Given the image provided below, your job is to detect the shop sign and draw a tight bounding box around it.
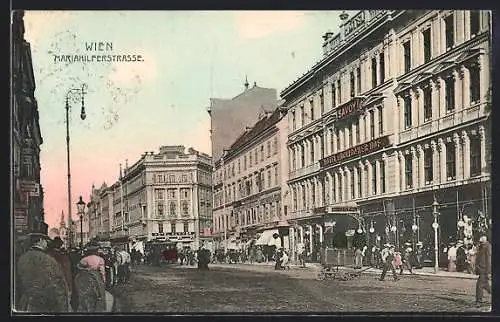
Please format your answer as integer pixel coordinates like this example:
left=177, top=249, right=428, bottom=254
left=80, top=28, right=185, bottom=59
left=336, top=97, right=364, bottom=121
left=344, top=11, right=366, bottom=38
left=15, top=210, right=28, bottom=231
left=320, top=135, right=390, bottom=168
left=20, top=181, right=40, bottom=197
left=326, top=205, right=359, bottom=213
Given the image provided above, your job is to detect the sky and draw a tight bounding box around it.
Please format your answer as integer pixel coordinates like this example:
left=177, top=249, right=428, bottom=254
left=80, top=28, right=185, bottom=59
left=23, top=10, right=349, bottom=229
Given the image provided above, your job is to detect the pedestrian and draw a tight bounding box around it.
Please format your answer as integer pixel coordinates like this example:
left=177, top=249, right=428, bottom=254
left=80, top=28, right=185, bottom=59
left=475, top=236, right=491, bottom=307
left=414, top=242, right=423, bottom=269
left=354, top=247, right=363, bottom=269
left=447, top=243, right=457, bottom=272
left=274, top=248, right=283, bottom=270
left=73, top=244, right=106, bottom=312
left=379, top=244, right=398, bottom=282
left=400, top=243, right=413, bottom=275
left=280, top=249, right=290, bottom=270
left=456, top=241, right=467, bottom=272
left=16, top=233, right=71, bottom=312
left=466, top=244, right=477, bottom=275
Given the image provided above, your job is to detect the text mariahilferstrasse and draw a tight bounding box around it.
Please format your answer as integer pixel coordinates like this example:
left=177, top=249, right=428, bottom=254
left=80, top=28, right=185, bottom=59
left=53, top=41, right=144, bottom=63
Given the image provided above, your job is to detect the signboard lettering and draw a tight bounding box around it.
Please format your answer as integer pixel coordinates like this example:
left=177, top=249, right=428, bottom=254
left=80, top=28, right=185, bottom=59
left=344, top=12, right=366, bottom=37
left=336, top=97, right=364, bottom=120
left=320, top=135, right=390, bottom=168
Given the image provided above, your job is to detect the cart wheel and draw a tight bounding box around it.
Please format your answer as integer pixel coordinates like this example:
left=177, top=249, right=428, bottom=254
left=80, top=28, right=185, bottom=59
left=316, top=271, right=326, bottom=281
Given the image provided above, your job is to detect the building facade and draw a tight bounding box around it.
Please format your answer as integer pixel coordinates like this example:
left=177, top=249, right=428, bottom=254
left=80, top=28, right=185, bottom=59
left=12, top=10, right=47, bottom=237
left=88, top=146, right=212, bottom=250
left=212, top=107, right=290, bottom=252
left=281, top=10, right=491, bottom=262
left=208, top=81, right=279, bottom=162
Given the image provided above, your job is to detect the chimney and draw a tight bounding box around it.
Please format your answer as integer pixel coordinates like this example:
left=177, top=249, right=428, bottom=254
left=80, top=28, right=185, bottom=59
left=119, top=163, right=123, bottom=180
left=253, top=81, right=257, bottom=87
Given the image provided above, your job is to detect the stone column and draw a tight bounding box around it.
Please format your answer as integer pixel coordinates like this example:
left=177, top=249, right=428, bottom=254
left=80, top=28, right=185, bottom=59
left=366, top=161, right=372, bottom=196
left=353, top=167, right=359, bottom=199
left=339, top=129, right=344, bottom=152
left=417, top=145, right=425, bottom=188
left=345, top=127, right=351, bottom=148
left=461, top=66, right=470, bottom=109
left=454, top=133, right=462, bottom=180
left=397, top=97, right=404, bottom=133
left=411, top=89, right=418, bottom=128
left=462, top=131, right=471, bottom=179
left=334, top=172, right=339, bottom=202
left=366, top=112, right=373, bottom=141
left=479, top=125, right=486, bottom=175
left=416, top=87, right=424, bottom=125
left=373, top=108, right=380, bottom=139
left=345, top=167, right=351, bottom=200
left=382, top=152, right=388, bottom=193
left=359, top=115, right=366, bottom=143
left=411, top=147, right=417, bottom=189
left=440, top=15, right=446, bottom=54
left=456, top=10, right=465, bottom=43
left=438, top=77, right=446, bottom=118
left=400, top=152, right=406, bottom=190
left=351, top=120, right=358, bottom=144
left=430, top=80, right=439, bottom=120
left=375, top=159, right=381, bottom=195
left=431, top=140, right=438, bottom=185
left=325, top=129, right=331, bottom=156
left=375, top=51, right=381, bottom=85
left=478, top=52, right=488, bottom=104
left=308, top=225, right=313, bottom=254
left=394, top=151, right=400, bottom=192
left=332, top=128, right=338, bottom=154
left=438, top=138, right=447, bottom=183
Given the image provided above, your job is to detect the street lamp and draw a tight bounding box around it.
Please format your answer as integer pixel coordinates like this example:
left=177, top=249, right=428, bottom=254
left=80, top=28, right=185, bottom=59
left=65, top=83, right=88, bottom=248
left=432, top=196, right=440, bottom=274
left=77, top=196, right=86, bottom=249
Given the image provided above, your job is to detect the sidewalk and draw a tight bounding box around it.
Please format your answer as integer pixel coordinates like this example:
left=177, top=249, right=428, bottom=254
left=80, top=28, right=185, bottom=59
left=213, top=261, right=478, bottom=280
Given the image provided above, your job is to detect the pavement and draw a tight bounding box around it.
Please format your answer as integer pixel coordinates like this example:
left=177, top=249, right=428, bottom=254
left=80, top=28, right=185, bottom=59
left=208, top=261, right=478, bottom=280
left=113, top=264, right=490, bottom=312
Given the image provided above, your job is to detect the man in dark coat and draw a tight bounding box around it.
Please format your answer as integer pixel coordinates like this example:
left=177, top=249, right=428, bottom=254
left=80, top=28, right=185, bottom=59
left=475, top=236, right=491, bottom=307
left=379, top=244, right=399, bottom=282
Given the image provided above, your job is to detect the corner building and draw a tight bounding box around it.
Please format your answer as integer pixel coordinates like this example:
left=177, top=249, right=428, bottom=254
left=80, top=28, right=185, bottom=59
left=89, top=146, right=212, bottom=250
left=281, top=10, right=491, bottom=262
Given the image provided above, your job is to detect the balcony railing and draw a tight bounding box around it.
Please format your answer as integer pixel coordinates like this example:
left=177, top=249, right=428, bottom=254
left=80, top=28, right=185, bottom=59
left=289, top=162, right=320, bottom=181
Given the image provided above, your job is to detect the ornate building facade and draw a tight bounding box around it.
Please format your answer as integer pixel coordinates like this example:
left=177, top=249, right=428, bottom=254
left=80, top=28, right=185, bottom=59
left=212, top=107, right=289, bottom=251
left=88, top=146, right=212, bottom=250
left=281, top=10, right=491, bottom=262
left=12, top=10, right=47, bottom=238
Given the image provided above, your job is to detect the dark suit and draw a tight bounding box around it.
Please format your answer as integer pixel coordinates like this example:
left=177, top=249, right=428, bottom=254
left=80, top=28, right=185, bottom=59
left=475, top=242, right=491, bottom=304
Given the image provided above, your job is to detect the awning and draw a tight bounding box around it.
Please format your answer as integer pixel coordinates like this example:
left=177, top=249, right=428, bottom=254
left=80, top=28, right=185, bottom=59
left=255, top=229, right=279, bottom=246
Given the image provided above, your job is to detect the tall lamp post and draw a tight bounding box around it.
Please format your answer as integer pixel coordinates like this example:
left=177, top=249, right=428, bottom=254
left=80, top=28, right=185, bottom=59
left=77, top=196, right=86, bottom=249
left=66, top=84, right=88, bottom=248
left=432, top=196, right=440, bottom=274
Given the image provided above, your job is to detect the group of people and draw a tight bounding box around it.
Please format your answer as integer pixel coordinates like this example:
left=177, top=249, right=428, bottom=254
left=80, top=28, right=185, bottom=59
left=15, top=233, right=132, bottom=312
left=445, top=240, right=478, bottom=274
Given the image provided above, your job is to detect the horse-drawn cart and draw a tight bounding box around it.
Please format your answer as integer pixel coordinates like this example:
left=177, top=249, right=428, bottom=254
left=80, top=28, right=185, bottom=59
left=316, top=248, right=371, bottom=281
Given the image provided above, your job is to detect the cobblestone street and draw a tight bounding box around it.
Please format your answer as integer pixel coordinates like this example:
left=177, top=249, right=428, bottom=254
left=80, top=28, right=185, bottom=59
left=112, top=264, right=490, bottom=313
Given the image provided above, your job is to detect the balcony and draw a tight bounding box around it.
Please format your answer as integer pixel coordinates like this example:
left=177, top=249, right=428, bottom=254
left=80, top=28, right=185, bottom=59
left=289, top=162, right=320, bottom=181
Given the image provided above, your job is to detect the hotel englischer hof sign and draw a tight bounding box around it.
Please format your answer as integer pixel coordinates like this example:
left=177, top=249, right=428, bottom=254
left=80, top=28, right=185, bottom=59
left=320, top=135, right=391, bottom=168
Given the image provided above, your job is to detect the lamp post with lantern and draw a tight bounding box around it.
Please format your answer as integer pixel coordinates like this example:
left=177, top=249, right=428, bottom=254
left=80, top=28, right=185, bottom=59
left=77, top=196, right=86, bottom=249
left=432, top=196, right=440, bottom=274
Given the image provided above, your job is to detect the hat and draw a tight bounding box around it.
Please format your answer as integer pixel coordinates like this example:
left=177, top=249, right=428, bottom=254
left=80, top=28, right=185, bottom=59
left=51, top=236, right=64, bottom=248
left=479, top=236, right=488, bottom=243
left=416, top=242, right=423, bottom=247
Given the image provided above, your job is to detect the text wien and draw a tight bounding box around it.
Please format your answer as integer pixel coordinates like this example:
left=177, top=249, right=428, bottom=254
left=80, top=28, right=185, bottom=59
left=85, top=42, right=113, bottom=51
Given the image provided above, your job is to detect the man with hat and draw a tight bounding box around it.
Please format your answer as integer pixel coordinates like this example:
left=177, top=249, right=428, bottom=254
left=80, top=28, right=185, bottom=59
left=379, top=244, right=398, bottom=281
left=475, top=236, right=491, bottom=307
left=400, top=242, right=413, bottom=275
left=16, top=233, right=71, bottom=312
left=414, top=242, right=423, bottom=269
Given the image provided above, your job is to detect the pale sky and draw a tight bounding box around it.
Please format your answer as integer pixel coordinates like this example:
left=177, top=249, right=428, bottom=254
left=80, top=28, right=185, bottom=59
left=23, top=10, right=349, bottom=229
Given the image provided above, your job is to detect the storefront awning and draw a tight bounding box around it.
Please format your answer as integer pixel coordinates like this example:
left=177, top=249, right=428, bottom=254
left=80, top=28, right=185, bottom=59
left=255, top=229, right=279, bottom=246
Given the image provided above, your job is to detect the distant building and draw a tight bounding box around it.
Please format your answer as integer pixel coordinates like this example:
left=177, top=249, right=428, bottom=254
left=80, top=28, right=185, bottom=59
left=88, top=146, right=212, bottom=250
left=207, top=80, right=279, bottom=162
left=12, top=10, right=47, bottom=237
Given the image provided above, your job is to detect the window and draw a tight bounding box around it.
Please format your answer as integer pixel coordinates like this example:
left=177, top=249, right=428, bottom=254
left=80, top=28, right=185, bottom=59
left=183, top=222, right=189, bottom=233
left=378, top=107, right=383, bottom=135
left=404, top=96, right=412, bottom=129
left=423, top=86, right=432, bottom=121
left=445, top=14, right=455, bottom=49
left=267, top=141, right=271, bottom=158
left=155, top=189, right=164, bottom=200
left=331, top=83, right=336, bottom=108
left=171, top=223, right=176, bottom=233
left=300, top=106, right=305, bottom=126
left=267, top=170, right=271, bottom=189
left=446, top=142, right=456, bottom=180
left=310, top=100, right=314, bottom=121
left=336, top=130, right=341, bottom=151
left=292, top=149, right=296, bottom=170
left=423, top=28, right=431, bottom=63
left=371, top=57, right=378, bottom=88
left=357, top=167, right=362, bottom=197
left=337, top=80, right=342, bottom=105
left=356, top=67, right=362, bottom=94
left=445, top=77, right=455, bottom=112
left=380, top=160, right=386, bottom=193
left=370, top=110, right=375, bottom=139
left=182, top=201, right=189, bottom=215
left=169, top=202, right=176, bottom=216
left=320, top=93, right=324, bottom=114
left=182, top=189, right=189, bottom=199
left=169, top=174, right=175, bottom=183
left=249, top=152, right=252, bottom=166
left=310, top=141, right=314, bottom=163
left=158, top=223, right=163, bottom=234
left=168, top=189, right=176, bottom=199
left=238, top=160, right=241, bottom=173
left=350, top=170, right=355, bottom=199
left=243, top=155, right=247, bottom=170
left=182, top=174, right=188, bottom=182
left=293, top=189, right=297, bottom=210
left=260, top=145, right=264, bottom=161
left=292, top=111, right=296, bottom=131
left=157, top=203, right=164, bottom=217
left=379, top=53, right=385, bottom=83
left=350, top=71, right=355, bottom=98
left=338, top=175, right=343, bottom=202
left=423, top=149, right=433, bottom=183
left=301, top=185, right=306, bottom=209
left=348, top=126, right=353, bottom=147
left=403, top=41, right=411, bottom=73
left=405, top=155, right=413, bottom=188
left=300, top=145, right=305, bottom=167
left=470, top=11, right=480, bottom=36
left=470, top=135, right=481, bottom=176
left=274, top=167, right=279, bottom=186
left=311, top=182, right=316, bottom=206
left=273, top=137, right=278, bottom=155
left=470, top=64, right=481, bottom=103
left=355, top=120, right=360, bottom=144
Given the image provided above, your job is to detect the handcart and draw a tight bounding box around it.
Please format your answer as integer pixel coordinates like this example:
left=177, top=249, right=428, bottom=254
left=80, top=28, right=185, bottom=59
left=315, top=248, right=372, bottom=281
